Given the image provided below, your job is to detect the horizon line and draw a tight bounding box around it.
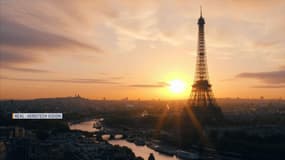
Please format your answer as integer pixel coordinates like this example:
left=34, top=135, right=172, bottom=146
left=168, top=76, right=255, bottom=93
left=0, top=96, right=283, bottom=101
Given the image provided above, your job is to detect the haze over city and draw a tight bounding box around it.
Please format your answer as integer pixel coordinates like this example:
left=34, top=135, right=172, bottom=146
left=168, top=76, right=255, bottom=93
left=1, top=0, right=284, bottom=100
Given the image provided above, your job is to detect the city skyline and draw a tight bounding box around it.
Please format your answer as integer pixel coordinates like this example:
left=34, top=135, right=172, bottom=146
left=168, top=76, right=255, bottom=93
left=0, top=0, right=285, bottom=100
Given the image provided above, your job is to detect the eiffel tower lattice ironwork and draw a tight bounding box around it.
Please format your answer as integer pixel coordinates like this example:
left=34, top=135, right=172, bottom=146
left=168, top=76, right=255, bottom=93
left=189, top=7, right=218, bottom=108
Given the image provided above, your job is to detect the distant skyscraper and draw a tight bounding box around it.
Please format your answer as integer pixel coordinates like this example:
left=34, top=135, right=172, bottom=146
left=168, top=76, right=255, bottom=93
left=188, top=7, right=223, bottom=122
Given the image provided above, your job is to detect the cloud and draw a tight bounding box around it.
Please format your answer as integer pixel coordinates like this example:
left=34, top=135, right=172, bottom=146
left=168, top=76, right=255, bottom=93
left=253, top=40, right=283, bottom=48
left=0, top=19, right=102, bottom=51
left=0, top=50, right=40, bottom=64
left=109, top=76, right=124, bottom=80
left=105, top=1, right=192, bottom=48
left=128, top=82, right=169, bottom=88
left=252, top=85, right=285, bottom=88
left=0, top=75, right=168, bottom=88
left=0, top=49, right=50, bottom=74
left=280, top=65, right=285, bottom=70
left=1, top=66, right=50, bottom=73
left=0, top=74, right=170, bottom=88
left=236, top=68, right=285, bottom=84
left=0, top=17, right=104, bottom=71
left=228, top=0, right=284, bottom=9
left=0, top=76, right=120, bottom=84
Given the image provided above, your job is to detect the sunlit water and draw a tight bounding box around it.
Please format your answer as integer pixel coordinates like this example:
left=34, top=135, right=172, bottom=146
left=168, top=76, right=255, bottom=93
left=110, top=140, right=180, bottom=160
left=69, top=120, right=180, bottom=160
left=69, top=120, right=99, bottom=132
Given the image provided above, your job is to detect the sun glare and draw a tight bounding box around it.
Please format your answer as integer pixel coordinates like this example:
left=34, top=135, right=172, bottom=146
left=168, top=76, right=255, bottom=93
left=169, top=80, right=187, bottom=94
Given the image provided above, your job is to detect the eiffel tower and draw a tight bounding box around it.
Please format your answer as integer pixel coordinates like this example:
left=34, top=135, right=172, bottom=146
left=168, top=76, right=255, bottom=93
left=188, top=7, right=223, bottom=123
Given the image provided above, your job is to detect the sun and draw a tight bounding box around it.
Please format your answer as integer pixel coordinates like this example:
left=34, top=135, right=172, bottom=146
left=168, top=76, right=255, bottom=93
left=169, top=80, right=187, bottom=94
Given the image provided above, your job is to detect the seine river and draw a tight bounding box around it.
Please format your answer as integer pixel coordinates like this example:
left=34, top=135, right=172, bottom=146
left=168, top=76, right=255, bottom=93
left=69, top=119, right=181, bottom=160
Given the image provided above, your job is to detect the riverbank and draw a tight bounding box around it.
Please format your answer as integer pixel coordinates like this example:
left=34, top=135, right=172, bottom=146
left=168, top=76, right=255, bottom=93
left=69, top=119, right=183, bottom=160
left=70, top=119, right=231, bottom=160
left=68, top=115, right=248, bottom=160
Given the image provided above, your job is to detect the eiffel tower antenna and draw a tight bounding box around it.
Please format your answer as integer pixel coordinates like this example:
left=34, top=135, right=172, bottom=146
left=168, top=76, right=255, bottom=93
left=200, top=6, right=202, bottom=17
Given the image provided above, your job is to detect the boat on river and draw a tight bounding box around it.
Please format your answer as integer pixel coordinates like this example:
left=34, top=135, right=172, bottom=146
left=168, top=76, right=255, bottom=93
left=156, top=146, right=175, bottom=156
left=146, top=142, right=159, bottom=150
left=93, top=121, right=102, bottom=129
left=146, top=142, right=175, bottom=156
left=175, top=150, right=199, bottom=160
left=126, top=137, right=135, bottom=143
left=134, top=139, right=145, bottom=146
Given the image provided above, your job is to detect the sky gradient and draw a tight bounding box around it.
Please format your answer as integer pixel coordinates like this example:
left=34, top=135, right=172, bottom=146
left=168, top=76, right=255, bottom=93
left=0, top=0, right=284, bottom=100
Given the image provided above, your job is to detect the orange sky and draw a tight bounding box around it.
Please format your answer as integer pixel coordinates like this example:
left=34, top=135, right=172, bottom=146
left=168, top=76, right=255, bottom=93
left=0, top=0, right=285, bottom=100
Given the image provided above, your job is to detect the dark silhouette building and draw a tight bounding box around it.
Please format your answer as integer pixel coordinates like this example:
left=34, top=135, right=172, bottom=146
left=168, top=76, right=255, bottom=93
left=188, top=7, right=223, bottom=124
